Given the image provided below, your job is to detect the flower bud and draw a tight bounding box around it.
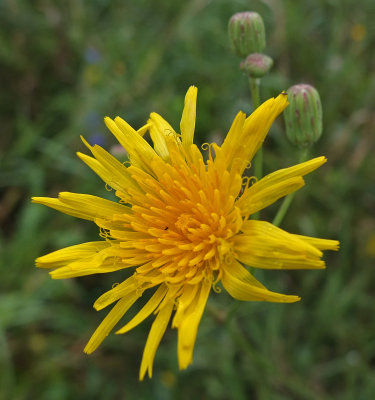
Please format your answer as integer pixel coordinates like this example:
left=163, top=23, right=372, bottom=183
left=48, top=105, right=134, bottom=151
left=240, top=53, right=273, bottom=78
left=228, top=12, right=266, bottom=58
left=284, top=84, right=323, bottom=147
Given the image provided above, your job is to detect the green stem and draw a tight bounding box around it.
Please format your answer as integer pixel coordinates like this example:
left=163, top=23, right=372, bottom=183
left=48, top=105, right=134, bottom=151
left=249, top=76, right=261, bottom=109
left=272, top=148, right=309, bottom=227
left=249, top=77, right=262, bottom=220
left=272, top=191, right=296, bottom=227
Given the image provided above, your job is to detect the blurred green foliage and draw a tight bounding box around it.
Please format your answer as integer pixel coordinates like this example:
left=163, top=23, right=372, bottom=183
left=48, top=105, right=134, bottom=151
left=1, top=0, right=375, bottom=399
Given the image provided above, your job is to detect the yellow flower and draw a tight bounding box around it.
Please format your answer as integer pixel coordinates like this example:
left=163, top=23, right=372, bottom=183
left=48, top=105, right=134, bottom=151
left=33, top=87, right=339, bottom=380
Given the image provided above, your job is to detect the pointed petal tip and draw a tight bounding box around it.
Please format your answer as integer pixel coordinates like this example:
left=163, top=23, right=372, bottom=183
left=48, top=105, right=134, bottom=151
left=139, top=366, right=151, bottom=381
left=104, top=116, right=114, bottom=129
left=103, top=116, right=112, bottom=126
left=93, top=302, right=104, bottom=311
left=79, top=135, right=92, bottom=150
left=185, top=85, right=198, bottom=102
left=313, top=155, right=327, bottom=164
left=279, top=90, right=289, bottom=102
left=104, top=116, right=119, bottom=130
left=83, top=345, right=93, bottom=355
left=275, top=92, right=289, bottom=108
left=35, top=257, right=45, bottom=267
left=287, top=295, right=301, bottom=303
left=31, top=196, right=46, bottom=204
left=49, top=270, right=64, bottom=279
left=187, top=85, right=198, bottom=92
left=178, top=355, right=193, bottom=370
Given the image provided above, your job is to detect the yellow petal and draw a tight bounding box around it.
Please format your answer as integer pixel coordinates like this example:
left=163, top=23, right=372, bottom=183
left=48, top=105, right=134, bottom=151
left=224, top=258, right=266, bottom=289
left=78, top=137, right=140, bottom=195
left=104, top=116, right=157, bottom=174
left=84, top=294, right=139, bottom=354
left=238, top=176, right=305, bottom=216
left=219, top=111, right=246, bottom=169
left=242, top=93, right=289, bottom=164
left=180, top=86, right=197, bottom=151
left=251, top=157, right=326, bottom=191
left=49, top=245, right=129, bottom=279
left=36, top=241, right=110, bottom=269
left=116, top=284, right=168, bottom=334
left=221, top=259, right=300, bottom=303
left=293, top=235, right=340, bottom=251
left=177, top=279, right=211, bottom=369
left=172, top=284, right=200, bottom=329
left=220, top=94, right=288, bottom=174
left=32, top=192, right=130, bottom=221
left=236, top=220, right=326, bottom=270
left=93, top=275, right=138, bottom=311
left=148, top=112, right=177, bottom=160
left=137, top=123, right=150, bottom=137
left=237, top=157, right=327, bottom=216
left=50, top=263, right=126, bottom=279
left=139, top=299, right=174, bottom=380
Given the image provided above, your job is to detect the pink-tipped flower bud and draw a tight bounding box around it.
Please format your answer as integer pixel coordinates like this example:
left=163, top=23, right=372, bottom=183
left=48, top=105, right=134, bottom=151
left=240, top=53, right=273, bottom=78
left=284, top=84, right=323, bottom=147
left=228, top=12, right=266, bottom=58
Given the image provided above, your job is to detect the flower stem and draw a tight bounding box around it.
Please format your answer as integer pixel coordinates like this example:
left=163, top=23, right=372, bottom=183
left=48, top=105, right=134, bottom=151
left=272, top=148, right=309, bottom=227
left=249, top=76, right=262, bottom=220
left=249, top=78, right=262, bottom=177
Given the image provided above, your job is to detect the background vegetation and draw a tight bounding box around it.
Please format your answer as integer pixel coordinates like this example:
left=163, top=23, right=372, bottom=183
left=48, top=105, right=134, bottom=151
left=1, top=0, right=375, bottom=399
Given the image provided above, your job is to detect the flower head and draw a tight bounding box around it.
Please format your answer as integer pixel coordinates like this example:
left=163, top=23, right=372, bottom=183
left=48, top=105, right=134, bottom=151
left=228, top=12, right=266, bottom=58
left=284, top=83, right=323, bottom=147
left=33, top=87, right=339, bottom=380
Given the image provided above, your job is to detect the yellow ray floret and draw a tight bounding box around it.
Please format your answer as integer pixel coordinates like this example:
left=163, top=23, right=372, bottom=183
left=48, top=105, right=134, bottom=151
left=33, top=86, right=339, bottom=380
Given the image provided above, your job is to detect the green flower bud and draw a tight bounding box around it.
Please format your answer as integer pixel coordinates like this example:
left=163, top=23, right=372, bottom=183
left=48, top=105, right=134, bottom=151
left=284, top=84, right=323, bottom=147
left=228, top=12, right=266, bottom=58
left=240, top=53, right=273, bottom=78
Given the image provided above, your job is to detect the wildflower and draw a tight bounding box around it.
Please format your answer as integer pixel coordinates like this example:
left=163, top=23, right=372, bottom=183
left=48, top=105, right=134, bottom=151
left=33, top=87, right=339, bottom=380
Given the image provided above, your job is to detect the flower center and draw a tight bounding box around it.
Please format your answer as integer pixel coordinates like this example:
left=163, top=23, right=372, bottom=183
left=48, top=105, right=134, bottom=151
left=175, top=214, right=200, bottom=236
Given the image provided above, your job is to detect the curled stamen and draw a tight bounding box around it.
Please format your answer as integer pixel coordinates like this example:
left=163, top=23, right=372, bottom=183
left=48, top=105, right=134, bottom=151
left=241, top=176, right=251, bottom=190
left=105, top=183, right=113, bottom=191
left=202, top=269, right=214, bottom=285
left=241, top=176, right=257, bottom=195
left=212, top=281, right=222, bottom=293
left=244, top=161, right=252, bottom=170
left=224, top=253, right=234, bottom=265
left=164, top=128, right=181, bottom=140
left=99, top=228, right=111, bottom=239
left=201, top=142, right=215, bottom=162
left=212, top=271, right=222, bottom=293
